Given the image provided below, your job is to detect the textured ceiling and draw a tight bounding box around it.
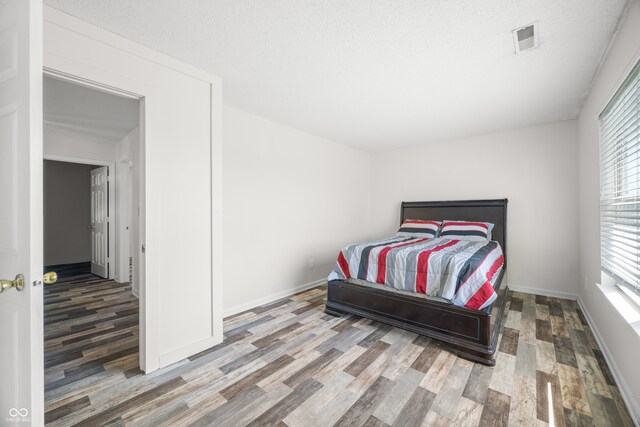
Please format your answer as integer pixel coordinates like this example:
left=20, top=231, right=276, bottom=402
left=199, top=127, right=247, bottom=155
left=44, top=0, right=629, bottom=152
left=44, top=76, right=139, bottom=144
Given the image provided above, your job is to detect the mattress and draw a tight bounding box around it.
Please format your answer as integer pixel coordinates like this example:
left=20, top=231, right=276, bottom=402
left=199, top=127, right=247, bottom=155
left=328, top=235, right=504, bottom=310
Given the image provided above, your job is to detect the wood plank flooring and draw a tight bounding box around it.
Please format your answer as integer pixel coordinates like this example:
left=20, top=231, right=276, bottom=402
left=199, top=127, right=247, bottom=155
left=44, top=267, right=635, bottom=426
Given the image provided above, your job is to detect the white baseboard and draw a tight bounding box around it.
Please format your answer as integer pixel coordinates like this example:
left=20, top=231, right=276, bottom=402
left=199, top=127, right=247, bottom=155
left=507, top=284, right=578, bottom=301
left=131, top=287, right=139, bottom=299
left=577, top=298, right=640, bottom=426
left=223, top=279, right=325, bottom=318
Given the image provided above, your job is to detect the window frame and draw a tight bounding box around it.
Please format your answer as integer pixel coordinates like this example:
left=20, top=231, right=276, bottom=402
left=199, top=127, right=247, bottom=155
left=599, top=58, right=640, bottom=301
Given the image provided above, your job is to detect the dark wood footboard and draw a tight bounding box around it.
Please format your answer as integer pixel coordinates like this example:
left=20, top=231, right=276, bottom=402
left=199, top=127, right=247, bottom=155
left=325, top=269, right=507, bottom=366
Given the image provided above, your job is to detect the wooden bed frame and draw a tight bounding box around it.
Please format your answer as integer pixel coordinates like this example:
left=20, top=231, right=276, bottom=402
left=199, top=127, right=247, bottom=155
left=325, top=199, right=509, bottom=366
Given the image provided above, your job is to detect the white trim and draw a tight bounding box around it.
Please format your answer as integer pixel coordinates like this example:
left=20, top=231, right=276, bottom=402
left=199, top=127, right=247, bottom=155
left=45, top=67, right=142, bottom=100
left=223, top=279, right=325, bottom=319
left=617, top=284, right=640, bottom=309
left=44, top=153, right=113, bottom=167
left=209, top=82, right=224, bottom=348
left=43, top=155, right=117, bottom=282
left=115, top=156, right=132, bottom=285
left=577, top=297, right=640, bottom=426
left=132, top=287, right=139, bottom=299
left=507, top=284, right=578, bottom=301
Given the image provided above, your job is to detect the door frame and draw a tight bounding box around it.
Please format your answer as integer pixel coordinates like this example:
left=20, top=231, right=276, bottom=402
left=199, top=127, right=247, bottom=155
left=117, top=156, right=133, bottom=290
left=43, top=66, right=150, bottom=371
left=43, top=155, right=117, bottom=280
left=44, top=5, right=224, bottom=374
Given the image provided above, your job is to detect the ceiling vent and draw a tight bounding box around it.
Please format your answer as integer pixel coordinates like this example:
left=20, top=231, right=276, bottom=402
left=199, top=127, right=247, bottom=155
left=512, top=22, right=539, bottom=54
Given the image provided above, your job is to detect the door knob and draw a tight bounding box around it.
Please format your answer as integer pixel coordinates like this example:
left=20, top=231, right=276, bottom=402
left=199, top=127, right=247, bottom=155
left=43, top=272, right=58, bottom=284
left=0, top=274, right=25, bottom=293
left=33, top=272, right=58, bottom=287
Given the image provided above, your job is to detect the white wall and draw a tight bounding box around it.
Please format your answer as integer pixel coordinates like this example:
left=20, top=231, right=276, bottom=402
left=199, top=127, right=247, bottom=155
left=370, top=120, right=579, bottom=297
left=578, top=0, right=640, bottom=419
left=222, top=105, right=371, bottom=313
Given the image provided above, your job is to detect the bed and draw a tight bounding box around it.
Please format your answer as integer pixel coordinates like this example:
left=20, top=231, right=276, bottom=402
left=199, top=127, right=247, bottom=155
left=325, top=199, right=508, bottom=366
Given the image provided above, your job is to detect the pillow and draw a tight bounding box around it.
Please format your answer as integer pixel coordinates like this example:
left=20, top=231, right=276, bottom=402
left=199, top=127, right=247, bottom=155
left=440, top=220, right=494, bottom=241
left=396, top=219, right=441, bottom=238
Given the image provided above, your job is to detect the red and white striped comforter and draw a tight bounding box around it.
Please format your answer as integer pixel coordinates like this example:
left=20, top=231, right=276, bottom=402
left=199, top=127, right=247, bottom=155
left=328, top=236, right=504, bottom=310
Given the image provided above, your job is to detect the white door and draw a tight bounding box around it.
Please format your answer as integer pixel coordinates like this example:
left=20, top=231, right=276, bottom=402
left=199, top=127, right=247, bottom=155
left=0, top=0, right=43, bottom=425
left=91, top=166, right=109, bottom=278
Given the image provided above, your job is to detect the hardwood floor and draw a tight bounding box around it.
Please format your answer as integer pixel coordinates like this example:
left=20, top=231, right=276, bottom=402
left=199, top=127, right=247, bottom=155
left=44, top=263, right=140, bottom=425
left=44, top=267, right=635, bottom=426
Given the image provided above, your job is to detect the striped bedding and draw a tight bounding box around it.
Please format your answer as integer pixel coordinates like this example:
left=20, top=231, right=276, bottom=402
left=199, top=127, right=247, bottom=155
left=328, top=236, right=504, bottom=310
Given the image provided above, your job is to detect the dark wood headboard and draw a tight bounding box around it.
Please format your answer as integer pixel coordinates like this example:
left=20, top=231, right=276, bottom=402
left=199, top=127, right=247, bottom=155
left=401, top=199, right=508, bottom=267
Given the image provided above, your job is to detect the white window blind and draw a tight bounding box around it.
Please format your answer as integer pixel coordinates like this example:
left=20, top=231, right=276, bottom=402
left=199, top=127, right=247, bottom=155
left=600, top=59, right=640, bottom=297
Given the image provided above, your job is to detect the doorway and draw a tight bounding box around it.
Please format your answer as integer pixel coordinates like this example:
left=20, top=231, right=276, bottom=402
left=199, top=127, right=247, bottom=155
left=43, top=160, right=115, bottom=279
left=42, top=74, right=144, bottom=408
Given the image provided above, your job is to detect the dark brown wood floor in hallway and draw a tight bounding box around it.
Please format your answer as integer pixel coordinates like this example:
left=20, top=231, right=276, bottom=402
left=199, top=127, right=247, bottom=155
left=44, top=266, right=635, bottom=426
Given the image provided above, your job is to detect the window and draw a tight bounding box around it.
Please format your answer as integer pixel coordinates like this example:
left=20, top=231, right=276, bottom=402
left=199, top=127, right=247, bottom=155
left=600, top=59, right=640, bottom=298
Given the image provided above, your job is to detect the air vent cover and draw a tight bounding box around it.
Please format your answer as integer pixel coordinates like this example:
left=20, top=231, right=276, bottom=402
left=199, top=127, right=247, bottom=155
left=513, top=22, right=539, bottom=54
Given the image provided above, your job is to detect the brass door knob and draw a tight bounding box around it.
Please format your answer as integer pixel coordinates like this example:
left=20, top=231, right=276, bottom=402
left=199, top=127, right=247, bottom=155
left=32, top=272, right=58, bottom=287
left=0, top=274, right=25, bottom=293
left=43, top=272, right=58, bottom=285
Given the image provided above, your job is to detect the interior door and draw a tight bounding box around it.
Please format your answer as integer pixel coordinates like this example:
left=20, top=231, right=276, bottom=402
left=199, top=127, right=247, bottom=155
left=0, top=0, right=43, bottom=425
left=91, top=166, right=109, bottom=278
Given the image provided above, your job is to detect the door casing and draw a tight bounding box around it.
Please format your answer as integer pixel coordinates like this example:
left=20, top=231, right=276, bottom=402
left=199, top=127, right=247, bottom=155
left=43, top=67, right=152, bottom=371
left=44, top=5, right=224, bottom=374
left=43, top=155, right=117, bottom=280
